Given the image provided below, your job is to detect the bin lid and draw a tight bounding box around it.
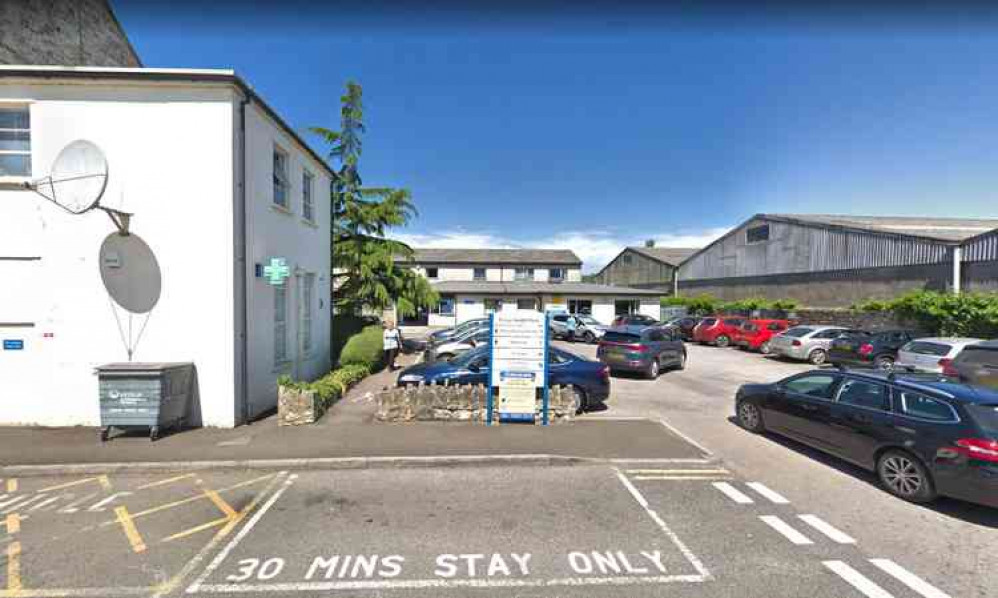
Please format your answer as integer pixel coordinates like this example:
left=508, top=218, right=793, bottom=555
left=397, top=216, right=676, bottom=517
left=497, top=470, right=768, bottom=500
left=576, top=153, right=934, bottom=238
left=95, top=362, right=194, bottom=375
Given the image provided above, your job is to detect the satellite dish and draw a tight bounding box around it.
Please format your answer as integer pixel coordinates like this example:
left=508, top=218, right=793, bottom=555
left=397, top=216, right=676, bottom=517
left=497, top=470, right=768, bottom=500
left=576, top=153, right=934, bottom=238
left=98, top=232, right=161, bottom=314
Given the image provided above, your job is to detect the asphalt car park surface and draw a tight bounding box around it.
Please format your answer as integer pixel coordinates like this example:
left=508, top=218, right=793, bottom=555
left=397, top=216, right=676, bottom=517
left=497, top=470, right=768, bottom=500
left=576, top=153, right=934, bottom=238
left=561, top=339, right=997, bottom=598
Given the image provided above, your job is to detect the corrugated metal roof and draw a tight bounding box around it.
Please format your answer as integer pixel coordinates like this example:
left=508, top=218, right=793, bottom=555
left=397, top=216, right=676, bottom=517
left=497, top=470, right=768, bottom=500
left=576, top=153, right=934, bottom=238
left=626, top=246, right=700, bottom=266
left=403, top=248, right=582, bottom=265
left=429, top=281, right=662, bottom=296
left=766, top=214, right=998, bottom=243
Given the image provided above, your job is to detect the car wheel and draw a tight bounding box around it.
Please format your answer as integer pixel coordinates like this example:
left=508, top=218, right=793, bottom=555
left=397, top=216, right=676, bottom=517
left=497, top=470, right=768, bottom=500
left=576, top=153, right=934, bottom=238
left=569, top=385, right=586, bottom=414
left=583, top=331, right=596, bottom=344
left=646, top=359, right=660, bottom=379
left=737, top=400, right=765, bottom=433
left=675, top=352, right=687, bottom=371
left=808, top=349, right=828, bottom=366
left=759, top=341, right=772, bottom=355
left=874, top=355, right=895, bottom=372
left=715, top=335, right=730, bottom=348
left=877, top=450, right=936, bottom=504
left=566, top=331, right=575, bottom=342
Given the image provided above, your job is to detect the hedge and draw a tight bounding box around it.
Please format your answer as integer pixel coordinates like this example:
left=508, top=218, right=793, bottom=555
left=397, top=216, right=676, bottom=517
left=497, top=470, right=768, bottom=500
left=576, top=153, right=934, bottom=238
left=339, top=324, right=385, bottom=369
left=853, top=290, right=998, bottom=338
left=277, top=363, right=371, bottom=407
left=331, top=314, right=379, bottom=365
left=661, top=294, right=799, bottom=316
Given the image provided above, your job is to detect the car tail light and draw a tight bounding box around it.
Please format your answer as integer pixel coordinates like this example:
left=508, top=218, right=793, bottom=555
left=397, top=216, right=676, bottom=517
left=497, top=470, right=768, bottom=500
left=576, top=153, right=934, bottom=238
left=954, top=438, right=998, bottom=463
left=792, top=340, right=802, bottom=347
left=599, top=365, right=610, bottom=382
left=941, top=359, right=959, bottom=377
left=858, top=343, right=874, bottom=356
left=627, top=344, right=648, bottom=353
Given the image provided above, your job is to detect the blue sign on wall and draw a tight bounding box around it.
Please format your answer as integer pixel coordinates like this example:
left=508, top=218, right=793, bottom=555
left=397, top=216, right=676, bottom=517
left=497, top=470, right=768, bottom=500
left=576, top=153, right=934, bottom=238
left=3, top=339, right=24, bottom=351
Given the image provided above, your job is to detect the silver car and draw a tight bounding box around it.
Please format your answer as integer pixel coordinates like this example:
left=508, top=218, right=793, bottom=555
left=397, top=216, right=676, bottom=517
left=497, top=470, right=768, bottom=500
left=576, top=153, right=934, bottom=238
left=896, top=337, right=983, bottom=373
left=770, top=325, right=854, bottom=365
left=423, top=327, right=491, bottom=362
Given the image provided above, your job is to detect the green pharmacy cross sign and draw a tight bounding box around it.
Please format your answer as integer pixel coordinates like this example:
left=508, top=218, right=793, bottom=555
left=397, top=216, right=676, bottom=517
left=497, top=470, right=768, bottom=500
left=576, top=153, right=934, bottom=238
left=263, top=257, right=291, bottom=286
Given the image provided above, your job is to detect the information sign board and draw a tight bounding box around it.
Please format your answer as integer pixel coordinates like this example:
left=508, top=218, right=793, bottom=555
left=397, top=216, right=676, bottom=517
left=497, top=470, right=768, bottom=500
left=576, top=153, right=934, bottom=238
left=488, top=310, right=549, bottom=425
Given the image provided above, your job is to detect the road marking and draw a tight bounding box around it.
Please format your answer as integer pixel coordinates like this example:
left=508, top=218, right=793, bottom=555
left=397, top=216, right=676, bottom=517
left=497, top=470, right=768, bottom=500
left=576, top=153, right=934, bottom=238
left=4, top=480, right=15, bottom=493
left=633, top=476, right=733, bottom=481
left=114, top=506, right=147, bottom=553
left=0, top=587, right=152, bottom=597
left=759, top=515, right=813, bottom=545
left=137, top=473, right=196, bottom=490
left=4, top=515, right=19, bottom=534
left=823, top=561, right=894, bottom=598
left=711, top=482, right=754, bottom=504
left=186, top=474, right=296, bottom=593
left=39, top=475, right=111, bottom=493
left=103, top=474, right=274, bottom=527
left=206, top=490, right=238, bottom=519
left=746, top=482, right=790, bottom=504
left=6, top=541, right=21, bottom=591
left=798, top=514, right=855, bottom=544
left=626, top=469, right=729, bottom=475
left=162, top=517, right=230, bottom=543
left=656, top=419, right=713, bottom=456
left=26, top=495, right=60, bottom=512
left=613, top=470, right=710, bottom=580
left=870, top=559, right=952, bottom=598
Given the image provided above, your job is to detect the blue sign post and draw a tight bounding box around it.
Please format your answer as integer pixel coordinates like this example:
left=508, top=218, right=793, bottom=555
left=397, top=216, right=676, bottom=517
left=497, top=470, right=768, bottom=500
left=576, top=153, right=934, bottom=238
left=3, top=339, right=24, bottom=351
left=486, top=313, right=494, bottom=425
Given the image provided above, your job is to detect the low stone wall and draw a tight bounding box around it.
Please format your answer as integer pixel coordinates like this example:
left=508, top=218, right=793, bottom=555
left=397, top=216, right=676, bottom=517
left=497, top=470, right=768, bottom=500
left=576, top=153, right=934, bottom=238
left=278, top=387, right=323, bottom=426
left=376, top=384, right=578, bottom=424
left=790, top=308, right=926, bottom=332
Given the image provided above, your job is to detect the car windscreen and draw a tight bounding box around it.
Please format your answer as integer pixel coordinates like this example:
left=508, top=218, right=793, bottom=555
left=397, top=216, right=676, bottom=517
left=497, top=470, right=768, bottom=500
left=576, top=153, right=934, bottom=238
left=966, top=404, right=998, bottom=435
left=578, top=316, right=600, bottom=325
left=700, top=318, right=716, bottom=326
left=954, top=346, right=998, bottom=367
left=903, top=341, right=951, bottom=357
left=450, top=346, right=488, bottom=367
left=783, top=327, right=814, bottom=338
left=723, top=319, right=742, bottom=326
left=603, top=331, right=641, bottom=344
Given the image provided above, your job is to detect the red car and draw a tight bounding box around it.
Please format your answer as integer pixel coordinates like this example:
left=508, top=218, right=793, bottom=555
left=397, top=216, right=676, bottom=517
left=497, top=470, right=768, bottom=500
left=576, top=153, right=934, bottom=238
left=692, top=316, right=746, bottom=347
left=733, top=319, right=793, bottom=354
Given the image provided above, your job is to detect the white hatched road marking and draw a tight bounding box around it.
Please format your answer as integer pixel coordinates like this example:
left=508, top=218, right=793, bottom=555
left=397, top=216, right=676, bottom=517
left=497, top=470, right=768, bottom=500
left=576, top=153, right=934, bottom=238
left=823, top=561, right=894, bottom=598
left=759, top=515, right=813, bottom=545
left=746, top=482, right=790, bottom=504
left=711, top=482, right=753, bottom=504
left=870, top=559, right=952, bottom=598
left=798, top=514, right=856, bottom=544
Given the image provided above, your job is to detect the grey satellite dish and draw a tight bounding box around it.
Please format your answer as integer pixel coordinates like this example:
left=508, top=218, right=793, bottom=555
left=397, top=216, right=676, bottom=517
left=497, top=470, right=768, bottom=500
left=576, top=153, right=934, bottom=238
left=98, top=232, right=161, bottom=314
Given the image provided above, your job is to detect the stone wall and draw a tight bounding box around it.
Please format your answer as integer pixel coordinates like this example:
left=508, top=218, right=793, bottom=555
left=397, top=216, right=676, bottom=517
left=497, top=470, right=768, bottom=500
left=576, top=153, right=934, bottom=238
left=376, top=384, right=577, bottom=424
left=0, top=0, right=141, bottom=67
left=790, top=309, right=926, bottom=333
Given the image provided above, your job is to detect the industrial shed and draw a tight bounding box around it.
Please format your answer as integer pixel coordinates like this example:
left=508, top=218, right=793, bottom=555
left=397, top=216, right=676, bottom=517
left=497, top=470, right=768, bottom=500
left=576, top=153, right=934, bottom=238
left=676, top=214, right=998, bottom=307
left=593, top=245, right=699, bottom=291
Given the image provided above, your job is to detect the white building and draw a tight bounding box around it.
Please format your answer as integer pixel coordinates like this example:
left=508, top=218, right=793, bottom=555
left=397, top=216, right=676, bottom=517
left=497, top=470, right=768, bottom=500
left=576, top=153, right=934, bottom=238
left=396, top=248, right=663, bottom=327
left=0, top=66, right=333, bottom=427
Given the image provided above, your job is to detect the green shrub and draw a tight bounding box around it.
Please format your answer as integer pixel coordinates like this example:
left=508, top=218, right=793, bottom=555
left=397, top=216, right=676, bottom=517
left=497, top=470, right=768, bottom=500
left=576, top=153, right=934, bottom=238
left=771, top=298, right=799, bottom=310
left=278, top=364, right=372, bottom=408
left=339, top=324, right=385, bottom=369
left=331, top=314, right=378, bottom=365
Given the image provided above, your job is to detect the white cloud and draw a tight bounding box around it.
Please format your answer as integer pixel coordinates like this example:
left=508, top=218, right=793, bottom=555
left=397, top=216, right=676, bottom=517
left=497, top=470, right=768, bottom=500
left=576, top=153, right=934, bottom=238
left=392, top=226, right=732, bottom=273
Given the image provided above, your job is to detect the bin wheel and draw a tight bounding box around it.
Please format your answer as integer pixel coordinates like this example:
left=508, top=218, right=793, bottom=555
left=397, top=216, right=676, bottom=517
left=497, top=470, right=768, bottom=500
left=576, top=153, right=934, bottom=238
left=100, top=427, right=110, bottom=442
left=150, top=426, right=160, bottom=441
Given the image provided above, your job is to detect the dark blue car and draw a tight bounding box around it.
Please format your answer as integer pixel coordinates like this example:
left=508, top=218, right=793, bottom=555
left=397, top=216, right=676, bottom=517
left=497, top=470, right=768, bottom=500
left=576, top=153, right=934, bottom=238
left=396, top=346, right=610, bottom=413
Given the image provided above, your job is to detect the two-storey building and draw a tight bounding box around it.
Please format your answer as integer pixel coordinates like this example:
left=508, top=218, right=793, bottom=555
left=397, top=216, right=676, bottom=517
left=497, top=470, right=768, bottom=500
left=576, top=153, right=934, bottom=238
left=396, top=248, right=663, bottom=326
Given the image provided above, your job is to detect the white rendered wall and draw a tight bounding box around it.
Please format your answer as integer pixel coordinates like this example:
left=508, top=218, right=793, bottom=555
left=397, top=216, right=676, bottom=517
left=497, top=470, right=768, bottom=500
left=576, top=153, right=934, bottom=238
left=0, top=82, right=237, bottom=426
left=639, top=299, right=661, bottom=321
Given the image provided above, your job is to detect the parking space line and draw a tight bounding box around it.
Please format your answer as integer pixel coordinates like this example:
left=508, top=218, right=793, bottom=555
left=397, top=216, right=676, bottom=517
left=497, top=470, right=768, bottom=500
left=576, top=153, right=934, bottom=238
left=711, top=482, right=754, bottom=504
left=162, top=517, right=229, bottom=543
left=4, top=515, right=19, bottom=535
left=633, top=476, right=734, bottom=481
left=798, top=514, right=855, bottom=544
left=205, top=490, right=238, bottom=520
left=759, top=515, right=813, bottom=545
left=6, top=541, right=21, bottom=592
left=114, top=506, right=147, bottom=553
left=38, top=476, right=111, bottom=494
left=4, top=480, right=15, bottom=493
left=656, top=419, right=714, bottom=456
left=746, top=482, right=790, bottom=504
left=823, top=561, right=894, bottom=598
left=137, top=473, right=196, bottom=490
left=626, top=469, right=730, bottom=475
left=870, top=559, right=951, bottom=598
left=103, top=474, right=274, bottom=527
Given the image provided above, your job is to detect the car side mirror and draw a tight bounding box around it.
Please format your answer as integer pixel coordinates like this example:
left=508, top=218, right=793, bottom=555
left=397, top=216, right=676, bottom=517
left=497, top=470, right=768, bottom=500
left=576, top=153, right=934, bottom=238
left=467, top=364, right=479, bottom=372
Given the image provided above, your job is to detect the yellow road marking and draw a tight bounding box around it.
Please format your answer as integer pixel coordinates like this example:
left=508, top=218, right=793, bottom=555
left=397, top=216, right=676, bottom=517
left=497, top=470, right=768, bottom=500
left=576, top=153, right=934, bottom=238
left=6, top=542, right=21, bottom=591
left=114, top=506, right=146, bottom=553
left=4, top=480, right=16, bottom=493
left=4, top=514, right=19, bottom=534
left=633, top=475, right=734, bottom=481
left=626, top=469, right=729, bottom=475
left=161, top=517, right=228, bottom=543
left=136, top=473, right=196, bottom=490
left=204, top=490, right=237, bottom=519
left=38, top=475, right=111, bottom=494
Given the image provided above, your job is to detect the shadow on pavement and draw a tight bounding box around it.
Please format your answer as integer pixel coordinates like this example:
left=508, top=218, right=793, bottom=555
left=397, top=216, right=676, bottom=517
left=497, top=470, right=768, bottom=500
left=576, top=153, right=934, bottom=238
left=725, top=416, right=998, bottom=528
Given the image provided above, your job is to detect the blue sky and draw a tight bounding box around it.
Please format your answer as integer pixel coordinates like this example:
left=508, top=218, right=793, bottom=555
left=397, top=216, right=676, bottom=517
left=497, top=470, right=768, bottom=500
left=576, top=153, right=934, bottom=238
left=114, top=2, right=998, bottom=271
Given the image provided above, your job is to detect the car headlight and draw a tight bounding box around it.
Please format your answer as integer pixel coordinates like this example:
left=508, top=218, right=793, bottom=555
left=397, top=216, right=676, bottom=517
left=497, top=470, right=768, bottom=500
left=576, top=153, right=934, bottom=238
left=399, top=374, right=424, bottom=384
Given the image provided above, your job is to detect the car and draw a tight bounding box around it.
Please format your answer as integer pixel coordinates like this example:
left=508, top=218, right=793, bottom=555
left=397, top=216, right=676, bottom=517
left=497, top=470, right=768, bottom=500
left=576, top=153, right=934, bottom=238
left=692, top=316, right=746, bottom=347
left=734, top=369, right=998, bottom=509
left=396, top=345, right=611, bottom=413
left=945, top=340, right=998, bottom=389
left=733, top=319, right=793, bottom=354
left=828, top=329, right=921, bottom=372
left=596, top=325, right=686, bottom=379
left=770, top=325, right=855, bottom=365
left=427, top=318, right=489, bottom=345
left=611, top=314, right=660, bottom=328
left=423, top=327, right=491, bottom=362
left=896, top=337, right=984, bottom=374
left=549, top=313, right=608, bottom=343
left=665, top=316, right=700, bottom=341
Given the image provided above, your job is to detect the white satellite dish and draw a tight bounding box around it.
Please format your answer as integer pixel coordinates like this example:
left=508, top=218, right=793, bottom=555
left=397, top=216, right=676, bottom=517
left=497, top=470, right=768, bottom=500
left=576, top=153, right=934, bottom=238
left=24, top=140, right=132, bottom=234
left=99, top=232, right=161, bottom=314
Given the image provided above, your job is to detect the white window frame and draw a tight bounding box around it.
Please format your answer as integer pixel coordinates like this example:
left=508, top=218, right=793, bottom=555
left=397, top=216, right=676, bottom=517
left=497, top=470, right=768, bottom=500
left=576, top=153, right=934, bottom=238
left=273, top=145, right=290, bottom=209
left=0, top=104, right=31, bottom=180
left=549, top=267, right=565, bottom=281
left=302, top=273, right=315, bottom=356
left=274, top=283, right=288, bottom=365
left=514, top=267, right=534, bottom=282
left=302, top=169, right=314, bottom=222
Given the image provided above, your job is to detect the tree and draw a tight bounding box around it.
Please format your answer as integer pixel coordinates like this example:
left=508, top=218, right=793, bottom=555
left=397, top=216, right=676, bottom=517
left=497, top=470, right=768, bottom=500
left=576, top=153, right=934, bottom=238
left=312, top=82, right=438, bottom=317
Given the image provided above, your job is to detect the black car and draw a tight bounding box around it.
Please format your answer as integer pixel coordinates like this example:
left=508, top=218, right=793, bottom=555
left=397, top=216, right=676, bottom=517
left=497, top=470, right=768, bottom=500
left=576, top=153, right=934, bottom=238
left=828, top=329, right=920, bottom=371
left=947, top=340, right=998, bottom=390
left=666, top=316, right=700, bottom=341
left=611, top=314, right=660, bottom=328
left=735, top=370, right=998, bottom=508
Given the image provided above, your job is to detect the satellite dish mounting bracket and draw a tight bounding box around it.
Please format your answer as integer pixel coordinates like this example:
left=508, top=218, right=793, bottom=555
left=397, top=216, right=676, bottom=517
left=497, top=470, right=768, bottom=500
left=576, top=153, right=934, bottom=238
left=99, top=207, right=132, bottom=236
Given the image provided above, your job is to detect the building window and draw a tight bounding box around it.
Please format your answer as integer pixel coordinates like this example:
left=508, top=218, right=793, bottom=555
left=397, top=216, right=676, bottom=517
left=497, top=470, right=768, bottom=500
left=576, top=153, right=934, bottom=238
left=273, top=146, right=289, bottom=208
left=622, top=254, right=633, bottom=265
left=302, top=273, right=315, bottom=355
left=614, top=299, right=639, bottom=316
left=516, top=298, right=537, bottom=310
left=473, top=267, right=486, bottom=281
left=426, top=267, right=439, bottom=279
left=568, top=299, right=592, bottom=315
left=274, top=284, right=288, bottom=364
left=746, top=224, right=770, bottom=243
left=302, top=170, right=314, bottom=222
left=0, top=106, right=31, bottom=177
left=514, top=267, right=534, bottom=282
left=484, top=298, right=503, bottom=313
left=549, top=268, right=564, bottom=281
left=433, top=295, right=455, bottom=316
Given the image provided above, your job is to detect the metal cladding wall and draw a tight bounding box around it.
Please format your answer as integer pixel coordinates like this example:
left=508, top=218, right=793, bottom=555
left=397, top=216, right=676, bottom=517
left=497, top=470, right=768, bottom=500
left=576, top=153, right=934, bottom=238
left=595, top=249, right=676, bottom=288
left=962, top=229, right=998, bottom=263
left=679, top=217, right=952, bottom=281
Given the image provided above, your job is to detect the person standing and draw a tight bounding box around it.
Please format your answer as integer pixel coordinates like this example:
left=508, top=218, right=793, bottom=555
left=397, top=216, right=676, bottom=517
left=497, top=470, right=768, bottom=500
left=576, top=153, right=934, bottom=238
left=383, top=321, right=401, bottom=370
